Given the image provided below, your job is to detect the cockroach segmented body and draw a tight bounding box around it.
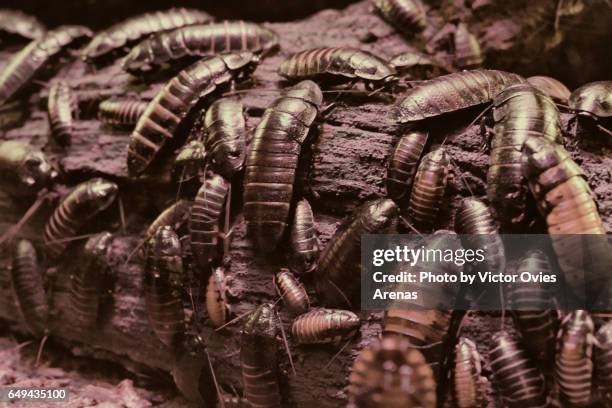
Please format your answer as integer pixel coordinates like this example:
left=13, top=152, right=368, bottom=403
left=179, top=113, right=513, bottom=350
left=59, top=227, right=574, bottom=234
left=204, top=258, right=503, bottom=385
left=206, top=266, right=231, bottom=328
left=453, top=23, right=483, bottom=68
left=243, top=80, right=322, bottom=252
left=385, top=130, right=428, bottom=203
left=127, top=52, right=259, bottom=177
left=47, top=80, right=76, bottom=147
left=389, top=51, right=452, bottom=79
left=287, top=198, right=319, bottom=275
left=0, top=9, right=45, bottom=41
left=122, top=21, right=279, bottom=73
left=274, top=269, right=309, bottom=316
left=204, top=98, right=246, bottom=178
left=43, top=178, right=118, bottom=259
left=145, top=200, right=192, bottom=246
left=174, top=140, right=207, bottom=183
left=0, top=140, right=57, bottom=198
left=291, top=308, right=359, bottom=345
left=98, top=98, right=148, bottom=127
left=372, top=0, right=427, bottom=34
left=594, top=321, right=612, bottom=405
left=527, top=76, right=571, bottom=103
left=453, top=337, right=487, bottom=408
left=348, top=336, right=437, bottom=408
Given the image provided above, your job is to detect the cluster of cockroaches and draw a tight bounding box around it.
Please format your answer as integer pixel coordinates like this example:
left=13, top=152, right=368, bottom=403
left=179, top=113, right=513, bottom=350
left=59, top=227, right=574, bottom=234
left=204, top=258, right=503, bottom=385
left=0, top=1, right=611, bottom=407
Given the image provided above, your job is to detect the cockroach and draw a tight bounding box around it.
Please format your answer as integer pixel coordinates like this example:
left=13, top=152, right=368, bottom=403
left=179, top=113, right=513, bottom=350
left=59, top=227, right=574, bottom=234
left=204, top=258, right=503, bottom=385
left=0, top=25, right=92, bottom=106
left=385, top=130, right=428, bottom=203
left=555, top=310, right=594, bottom=406
left=43, top=178, right=118, bottom=259
left=372, top=0, right=427, bottom=35
left=453, top=337, right=487, bottom=408
left=527, top=75, right=571, bottom=103
left=174, top=140, right=207, bottom=183
left=389, top=51, right=452, bottom=79
left=189, top=172, right=230, bottom=268
left=144, top=225, right=185, bottom=348
left=453, top=23, right=483, bottom=69
left=172, top=333, right=217, bottom=404
left=204, top=98, right=246, bottom=178
left=122, top=21, right=279, bottom=73
left=206, top=266, right=231, bottom=328
left=241, top=303, right=282, bottom=408
left=568, top=81, right=612, bottom=137
left=0, top=9, right=45, bottom=41
left=348, top=336, right=437, bottom=408
left=47, top=80, right=76, bottom=147
left=287, top=198, right=319, bottom=275
left=145, top=200, right=192, bottom=245
left=127, top=51, right=259, bottom=177
left=315, top=199, right=398, bottom=308
left=81, top=8, right=213, bottom=62
left=11, top=239, right=48, bottom=337
left=594, top=321, right=612, bottom=405
left=70, top=231, right=113, bottom=329
left=0, top=140, right=57, bottom=198
left=278, top=48, right=397, bottom=90
left=489, top=331, right=547, bottom=408
left=98, top=98, right=148, bottom=127
left=243, top=80, right=322, bottom=252
left=291, top=308, right=359, bottom=345
left=395, top=69, right=524, bottom=123
left=274, top=269, right=309, bottom=316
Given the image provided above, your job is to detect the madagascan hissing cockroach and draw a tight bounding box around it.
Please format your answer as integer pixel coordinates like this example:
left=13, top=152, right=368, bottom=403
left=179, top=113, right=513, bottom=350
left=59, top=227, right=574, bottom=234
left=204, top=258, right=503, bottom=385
left=555, top=310, right=594, bottom=406
left=98, top=98, right=148, bottom=127
left=278, top=48, right=398, bottom=90
left=171, top=334, right=217, bottom=404
left=145, top=200, right=192, bottom=246
left=489, top=331, right=547, bottom=408
left=0, top=25, right=92, bottom=106
left=348, top=336, right=437, bottom=408
left=43, top=178, right=118, bottom=259
left=287, top=198, right=319, bottom=275
left=453, top=337, right=487, bottom=408
left=122, top=21, right=279, bottom=73
left=274, top=269, right=309, bottom=316
left=243, top=80, right=322, bottom=252
left=11, top=239, right=48, bottom=337
left=594, top=321, right=612, bottom=405
left=0, top=9, right=45, bottom=41
left=206, top=266, right=231, bottom=328
left=385, top=130, right=428, bottom=203
left=127, top=52, right=259, bottom=177
left=291, top=308, right=359, bottom=345
left=527, top=75, right=571, bottom=103
left=81, top=8, right=213, bottom=62
left=204, top=98, right=246, bottom=178
left=47, top=80, right=76, bottom=147
left=174, top=140, right=207, bottom=183
left=395, top=69, right=524, bottom=124
left=389, top=50, right=452, bottom=79
left=569, top=80, right=612, bottom=135
left=144, top=225, right=185, bottom=347
left=453, top=23, right=483, bottom=69
left=0, top=140, right=57, bottom=198
left=241, top=303, right=282, bottom=408
left=315, top=199, right=398, bottom=308
left=371, top=0, right=427, bottom=34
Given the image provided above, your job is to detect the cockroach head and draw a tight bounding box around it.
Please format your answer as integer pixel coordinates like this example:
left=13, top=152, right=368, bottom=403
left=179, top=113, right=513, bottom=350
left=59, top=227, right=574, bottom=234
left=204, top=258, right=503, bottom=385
left=284, top=80, right=323, bottom=107
left=569, top=81, right=612, bottom=119
left=223, top=52, right=260, bottom=76
left=243, top=303, right=277, bottom=337
left=20, top=148, right=58, bottom=192
left=84, top=231, right=113, bottom=257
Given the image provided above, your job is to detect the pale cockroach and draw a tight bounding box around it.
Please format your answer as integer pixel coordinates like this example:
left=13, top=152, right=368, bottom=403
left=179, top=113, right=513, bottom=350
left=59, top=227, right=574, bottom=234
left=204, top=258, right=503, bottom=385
left=291, top=308, right=359, bottom=345
left=122, top=21, right=279, bottom=73
left=389, top=51, right=452, bottom=79
left=204, top=98, right=246, bottom=178
left=43, top=178, right=118, bottom=259
left=0, top=140, right=57, bottom=198
left=453, top=23, right=484, bottom=69
left=385, top=130, right=428, bottom=203
left=315, top=199, right=398, bottom=308
left=555, top=310, right=594, bottom=406
left=0, top=9, right=45, bottom=41
left=395, top=69, right=524, bottom=124
left=127, top=52, right=259, bottom=177
left=453, top=337, right=487, bottom=408
left=489, top=331, right=547, bottom=408
left=348, top=336, right=437, bottom=408
left=241, top=303, right=282, bottom=408
left=174, top=140, right=207, bottom=183
left=527, top=75, right=571, bottom=103
left=287, top=198, right=319, bottom=275
left=278, top=48, right=397, bottom=90
left=568, top=80, right=612, bottom=137
left=372, top=0, right=427, bottom=35
left=47, top=80, right=76, bottom=147
left=144, top=225, right=185, bottom=348
left=206, top=266, right=231, bottom=329
left=0, top=25, right=92, bottom=106
left=594, top=321, right=612, bottom=405
left=274, top=269, right=309, bottom=316
left=81, top=8, right=213, bottom=62
left=243, top=80, right=322, bottom=252
left=98, top=98, right=148, bottom=127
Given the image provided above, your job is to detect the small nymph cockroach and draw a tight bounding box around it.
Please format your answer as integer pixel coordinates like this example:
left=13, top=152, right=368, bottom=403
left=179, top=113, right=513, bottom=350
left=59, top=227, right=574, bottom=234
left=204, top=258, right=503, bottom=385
left=453, top=23, right=483, bottom=69
left=98, top=98, right=148, bottom=127
left=568, top=80, right=612, bottom=137
left=386, top=130, right=428, bottom=203
left=43, top=178, right=118, bottom=259
left=0, top=9, right=45, bottom=41
left=287, top=198, right=319, bottom=275
left=122, top=21, right=279, bottom=73
left=81, top=8, right=212, bottom=62
left=0, top=140, right=57, bottom=198
left=372, top=0, right=427, bottom=35
left=389, top=51, right=452, bottom=79
left=453, top=337, right=487, bottom=408
left=47, top=80, right=76, bottom=147
left=594, top=321, right=612, bottom=405
left=127, top=52, right=259, bottom=177
left=144, top=225, right=185, bottom=348
left=11, top=239, right=48, bottom=337
left=274, top=269, right=309, bottom=316
left=243, top=80, right=322, bottom=252
left=204, top=98, right=246, bottom=178
left=348, top=336, right=437, bottom=408
left=395, top=69, right=524, bottom=123
left=206, top=266, right=231, bottom=328
left=174, top=140, right=207, bottom=183
left=315, top=199, right=398, bottom=308
left=0, top=25, right=92, bottom=106
left=241, top=303, right=282, bottom=408
left=527, top=75, right=571, bottom=103
left=291, top=308, right=359, bottom=345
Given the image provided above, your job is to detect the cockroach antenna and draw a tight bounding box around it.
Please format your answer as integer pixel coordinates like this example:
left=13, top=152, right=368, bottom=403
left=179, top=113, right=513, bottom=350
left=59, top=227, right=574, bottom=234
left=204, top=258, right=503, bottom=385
left=276, top=310, right=296, bottom=376
left=0, top=191, right=52, bottom=246
left=323, top=337, right=352, bottom=370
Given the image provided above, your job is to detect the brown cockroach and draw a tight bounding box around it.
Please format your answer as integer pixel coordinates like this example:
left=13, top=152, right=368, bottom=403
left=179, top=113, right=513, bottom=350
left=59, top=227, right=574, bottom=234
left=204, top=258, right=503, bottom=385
left=243, top=80, right=322, bottom=252
left=174, top=140, right=207, bottom=183
left=453, top=337, right=487, bottom=408
left=172, top=333, right=217, bottom=404
left=81, top=8, right=213, bottom=62
left=0, top=140, right=57, bottom=198
left=241, top=303, right=282, bottom=408
left=0, top=9, right=45, bottom=41
left=287, top=198, right=319, bottom=275
left=594, top=321, right=612, bottom=405
left=206, top=266, right=231, bottom=328
left=385, top=130, right=428, bottom=203
left=122, top=21, right=279, bottom=73
left=489, top=331, right=548, bottom=408
left=43, top=178, right=118, bottom=259
left=0, top=25, right=92, bottom=106
left=47, top=80, right=76, bottom=147
left=527, top=75, right=571, bottom=103
left=98, top=98, right=148, bottom=127
left=555, top=310, right=594, bottom=406
left=145, top=200, right=192, bottom=246
left=395, top=69, right=524, bottom=124
left=372, top=0, right=427, bottom=35
left=291, top=308, right=359, bottom=345
left=315, top=199, right=398, bottom=308
left=144, top=225, right=185, bottom=348
left=568, top=80, right=612, bottom=137
left=389, top=51, right=452, bottom=79
left=127, top=52, right=259, bottom=177
left=453, top=23, right=484, bottom=69
left=274, top=269, right=309, bottom=316
left=278, top=48, right=397, bottom=90
left=204, top=98, right=246, bottom=178
left=348, top=336, right=437, bottom=408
